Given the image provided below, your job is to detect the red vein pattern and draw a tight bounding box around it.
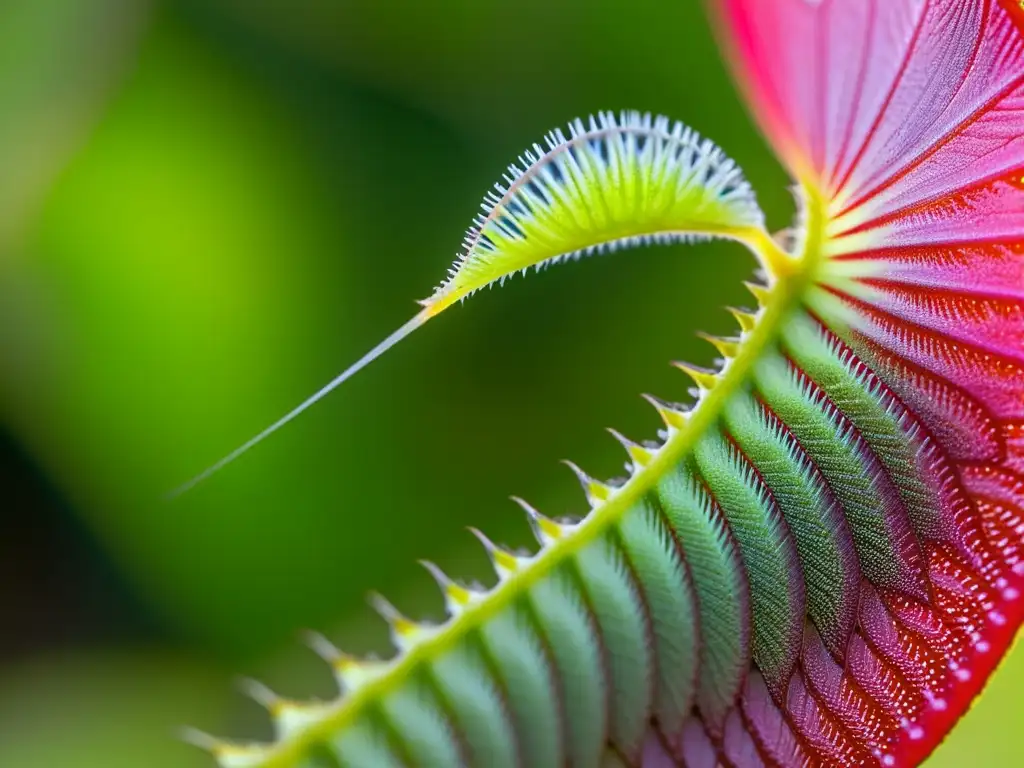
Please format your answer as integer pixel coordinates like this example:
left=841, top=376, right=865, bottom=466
left=711, top=1, right=1024, bottom=765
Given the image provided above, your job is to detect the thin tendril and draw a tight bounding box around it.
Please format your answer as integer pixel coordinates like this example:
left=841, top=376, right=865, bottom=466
left=166, top=309, right=431, bottom=499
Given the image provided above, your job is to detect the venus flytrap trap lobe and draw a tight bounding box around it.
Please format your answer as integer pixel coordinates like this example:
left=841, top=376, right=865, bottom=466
left=168, top=111, right=789, bottom=499
left=183, top=2, right=1024, bottom=766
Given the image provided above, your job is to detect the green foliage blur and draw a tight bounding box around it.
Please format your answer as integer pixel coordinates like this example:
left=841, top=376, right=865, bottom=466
left=0, top=1, right=1018, bottom=765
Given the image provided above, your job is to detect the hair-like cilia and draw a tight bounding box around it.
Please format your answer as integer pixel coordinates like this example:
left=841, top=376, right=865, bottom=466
left=180, top=2, right=1024, bottom=766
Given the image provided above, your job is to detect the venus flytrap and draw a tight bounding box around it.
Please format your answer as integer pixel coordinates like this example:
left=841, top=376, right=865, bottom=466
left=181, top=2, right=1024, bottom=766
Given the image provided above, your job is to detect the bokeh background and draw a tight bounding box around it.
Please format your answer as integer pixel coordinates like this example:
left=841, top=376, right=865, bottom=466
left=0, top=1, right=1019, bottom=766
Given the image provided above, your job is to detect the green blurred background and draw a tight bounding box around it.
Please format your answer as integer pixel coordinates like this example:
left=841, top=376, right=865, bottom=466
left=0, top=1, right=1018, bottom=765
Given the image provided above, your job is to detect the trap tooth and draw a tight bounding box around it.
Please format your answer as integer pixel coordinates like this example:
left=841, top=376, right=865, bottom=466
left=276, top=702, right=333, bottom=738
left=237, top=677, right=282, bottom=712
left=697, top=331, right=741, bottom=358
left=299, top=631, right=390, bottom=691
left=726, top=306, right=758, bottom=333
left=369, top=592, right=435, bottom=651
left=237, top=679, right=331, bottom=738
left=743, top=280, right=771, bottom=306
left=607, top=428, right=655, bottom=470
left=179, top=728, right=271, bottom=768
left=510, top=495, right=566, bottom=544
left=673, top=361, right=720, bottom=391
left=418, top=560, right=476, bottom=615
left=468, top=526, right=524, bottom=579
left=300, top=629, right=346, bottom=666
left=641, top=393, right=690, bottom=430
left=562, top=459, right=614, bottom=505
left=178, top=727, right=224, bottom=754
left=336, top=656, right=391, bottom=691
